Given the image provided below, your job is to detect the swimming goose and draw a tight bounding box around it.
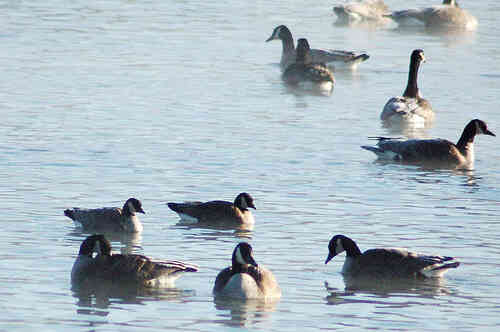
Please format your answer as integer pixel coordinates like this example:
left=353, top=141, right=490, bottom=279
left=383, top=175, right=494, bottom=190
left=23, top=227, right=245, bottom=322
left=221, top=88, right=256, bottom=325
left=167, top=192, right=256, bottom=225
left=380, top=49, right=434, bottom=126
left=266, top=25, right=370, bottom=71
left=282, top=38, right=335, bottom=96
left=325, top=235, right=460, bottom=279
left=333, top=0, right=391, bottom=25
left=387, top=0, right=478, bottom=31
left=64, top=197, right=145, bottom=233
left=213, top=242, right=281, bottom=299
left=71, top=234, right=198, bottom=287
left=361, top=119, right=495, bottom=168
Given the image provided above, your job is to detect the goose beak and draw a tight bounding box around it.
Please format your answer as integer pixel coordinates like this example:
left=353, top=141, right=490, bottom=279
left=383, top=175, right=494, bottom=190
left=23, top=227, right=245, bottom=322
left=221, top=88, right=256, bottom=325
left=247, top=254, right=258, bottom=267
left=325, top=253, right=334, bottom=265
left=137, top=207, right=146, bottom=214
left=265, top=36, right=274, bottom=42
left=249, top=202, right=256, bottom=210
left=485, top=129, right=496, bottom=136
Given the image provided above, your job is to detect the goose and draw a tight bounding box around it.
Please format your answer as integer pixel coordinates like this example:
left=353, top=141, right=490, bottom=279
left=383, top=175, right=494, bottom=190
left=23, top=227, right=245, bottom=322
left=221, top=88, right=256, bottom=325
left=386, top=0, right=478, bottom=31
left=325, top=235, right=460, bottom=279
left=167, top=192, right=256, bottom=226
left=333, top=0, right=391, bottom=25
left=266, top=25, right=370, bottom=71
left=380, top=49, right=434, bottom=127
left=282, top=38, right=335, bottom=96
left=64, top=197, right=145, bottom=233
left=213, top=242, right=281, bottom=299
left=361, top=119, right=495, bottom=168
left=71, top=234, right=198, bottom=287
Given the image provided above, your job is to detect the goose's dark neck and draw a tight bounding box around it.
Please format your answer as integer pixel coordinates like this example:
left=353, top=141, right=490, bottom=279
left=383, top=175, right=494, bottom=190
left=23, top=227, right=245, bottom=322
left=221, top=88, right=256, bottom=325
left=403, top=58, right=421, bottom=98
left=122, top=203, right=133, bottom=217
left=281, top=30, right=295, bottom=54
left=343, top=237, right=363, bottom=257
left=456, top=123, right=476, bottom=152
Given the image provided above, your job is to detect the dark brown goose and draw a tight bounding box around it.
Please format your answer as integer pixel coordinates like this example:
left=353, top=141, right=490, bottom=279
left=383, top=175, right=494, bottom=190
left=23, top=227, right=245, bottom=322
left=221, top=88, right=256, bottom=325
left=386, top=0, right=478, bottom=31
left=282, top=38, right=335, bottom=96
left=325, top=235, right=460, bottom=279
left=266, top=25, right=369, bottom=71
left=64, top=197, right=145, bottom=233
left=361, top=119, right=495, bottom=168
left=380, top=49, right=434, bottom=126
left=71, top=235, right=198, bottom=287
left=167, top=192, right=256, bottom=225
left=213, top=242, right=281, bottom=299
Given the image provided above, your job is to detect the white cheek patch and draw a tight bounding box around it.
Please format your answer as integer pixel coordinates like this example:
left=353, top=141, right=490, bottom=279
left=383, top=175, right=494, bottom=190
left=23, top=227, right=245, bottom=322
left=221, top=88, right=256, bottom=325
left=94, top=240, right=102, bottom=256
left=235, top=247, right=246, bottom=265
left=128, top=201, right=136, bottom=214
left=240, top=196, right=248, bottom=209
left=336, top=238, right=345, bottom=255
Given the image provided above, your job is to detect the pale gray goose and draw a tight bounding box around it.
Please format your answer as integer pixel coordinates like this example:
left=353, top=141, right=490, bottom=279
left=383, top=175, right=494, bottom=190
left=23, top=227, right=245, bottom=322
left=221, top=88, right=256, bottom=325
left=333, top=0, right=391, bottom=25
left=361, top=119, right=495, bottom=168
left=387, top=0, right=478, bottom=31
left=71, top=235, right=198, bottom=287
left=325, top=235, right=460, bottom=279
left=266, top=25, right=369, bottom=71
left=64, top=197, right=145, bottom=233
left=380, top=49, right=434, bottom=127
left=282, top=38, right=335, bottom=96
left=167, top=192, right=256, bottom=225
left=213, top=242, right=281, bottom=299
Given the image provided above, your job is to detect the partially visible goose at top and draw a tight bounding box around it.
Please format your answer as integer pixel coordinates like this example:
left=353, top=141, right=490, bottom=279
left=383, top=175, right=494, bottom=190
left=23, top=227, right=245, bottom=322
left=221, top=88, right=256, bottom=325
left=333, top=0, right=391, bottom=25
left=380, top=49, right=434, bottom=127
left=386, top=0, right=478, bottom=31
left=71, top=234, right=198, bottom=287
left=282, top=38, right=335, bottom=96
left=167, top=192, right=256, bottom=226
left=64, top=197, right=145, bottom=233
left=266, top=25, right=369, bottom=71
left=361, top=119, right=495, bottom=169
left=325, top=235, right=460, bottom=279
left=213, top=242, right=281, bottom=299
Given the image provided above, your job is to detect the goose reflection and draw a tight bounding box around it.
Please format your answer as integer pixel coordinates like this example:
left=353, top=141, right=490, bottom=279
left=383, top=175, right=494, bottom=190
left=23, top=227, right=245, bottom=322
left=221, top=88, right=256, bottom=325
left=174, top=221, right=253, bottom=239
left=213, top=296, right=279, bottom=327
left=324, top=276, right=454, bottom=305
left=72, top=281, right=195, bottom=316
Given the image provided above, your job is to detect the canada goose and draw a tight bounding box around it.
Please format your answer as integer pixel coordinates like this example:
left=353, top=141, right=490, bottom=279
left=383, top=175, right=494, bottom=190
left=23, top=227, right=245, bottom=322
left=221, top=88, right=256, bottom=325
left=71, top=234, right=198, bottom=287
left=387, top=0, right=478, bottom=31
left=333, top=0, right=391, bottom=25
left=167, top=192, right=256, bottom=225
left=266, top=25, right=369, bottom=71
left=361, top=119, right=495, bottom=168
left=64, top=198, right=145, bottom=233
left=380, top=49, right=434, bottom=126
left=325, top=235, right=460, bottom=278
left=213, top=242, right=281, bottom=299
left=282, top=38, right=335, bottom=96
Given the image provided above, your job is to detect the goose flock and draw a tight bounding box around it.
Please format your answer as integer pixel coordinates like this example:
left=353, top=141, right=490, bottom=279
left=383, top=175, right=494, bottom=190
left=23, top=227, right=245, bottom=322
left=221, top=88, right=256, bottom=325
left=66, top=1, right=488, bottom=301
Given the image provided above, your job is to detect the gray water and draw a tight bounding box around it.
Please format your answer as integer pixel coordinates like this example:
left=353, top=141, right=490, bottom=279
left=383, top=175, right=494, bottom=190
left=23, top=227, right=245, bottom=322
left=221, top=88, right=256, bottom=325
left=1, top=0, right=499, bottom=331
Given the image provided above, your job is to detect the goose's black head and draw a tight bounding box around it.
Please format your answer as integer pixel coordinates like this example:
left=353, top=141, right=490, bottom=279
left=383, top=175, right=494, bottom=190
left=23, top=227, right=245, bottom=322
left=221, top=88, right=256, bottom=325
left=411, top=49, right=425, bottom=65
left=266, top=25, right=292, bottom=42
left=232, top=242, right=258, bottom=268
left=78, top=234, right=112, bottom=257
left=296, top=38, right=312, bottom=64
left=325, top=234, right=362, bottom=264
left=123, top=197, right=145, bottom=215
left=471, top=119, right=495, bottom=137
left=234, top=192, right=256, bottom=210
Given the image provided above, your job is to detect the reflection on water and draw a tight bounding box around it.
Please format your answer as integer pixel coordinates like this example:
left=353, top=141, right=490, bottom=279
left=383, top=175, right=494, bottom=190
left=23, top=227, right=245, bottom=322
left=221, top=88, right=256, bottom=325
left=381, top=120, right=434, bottom=139
left=324, top=275, right=455, bottom=305
left=213, top=296, right=279, bottom=327
left=72, top=281, right=195, bottom=316
left=67, top=229, right=144, bottom=255
left=175, top=221, right=253, bottom=240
